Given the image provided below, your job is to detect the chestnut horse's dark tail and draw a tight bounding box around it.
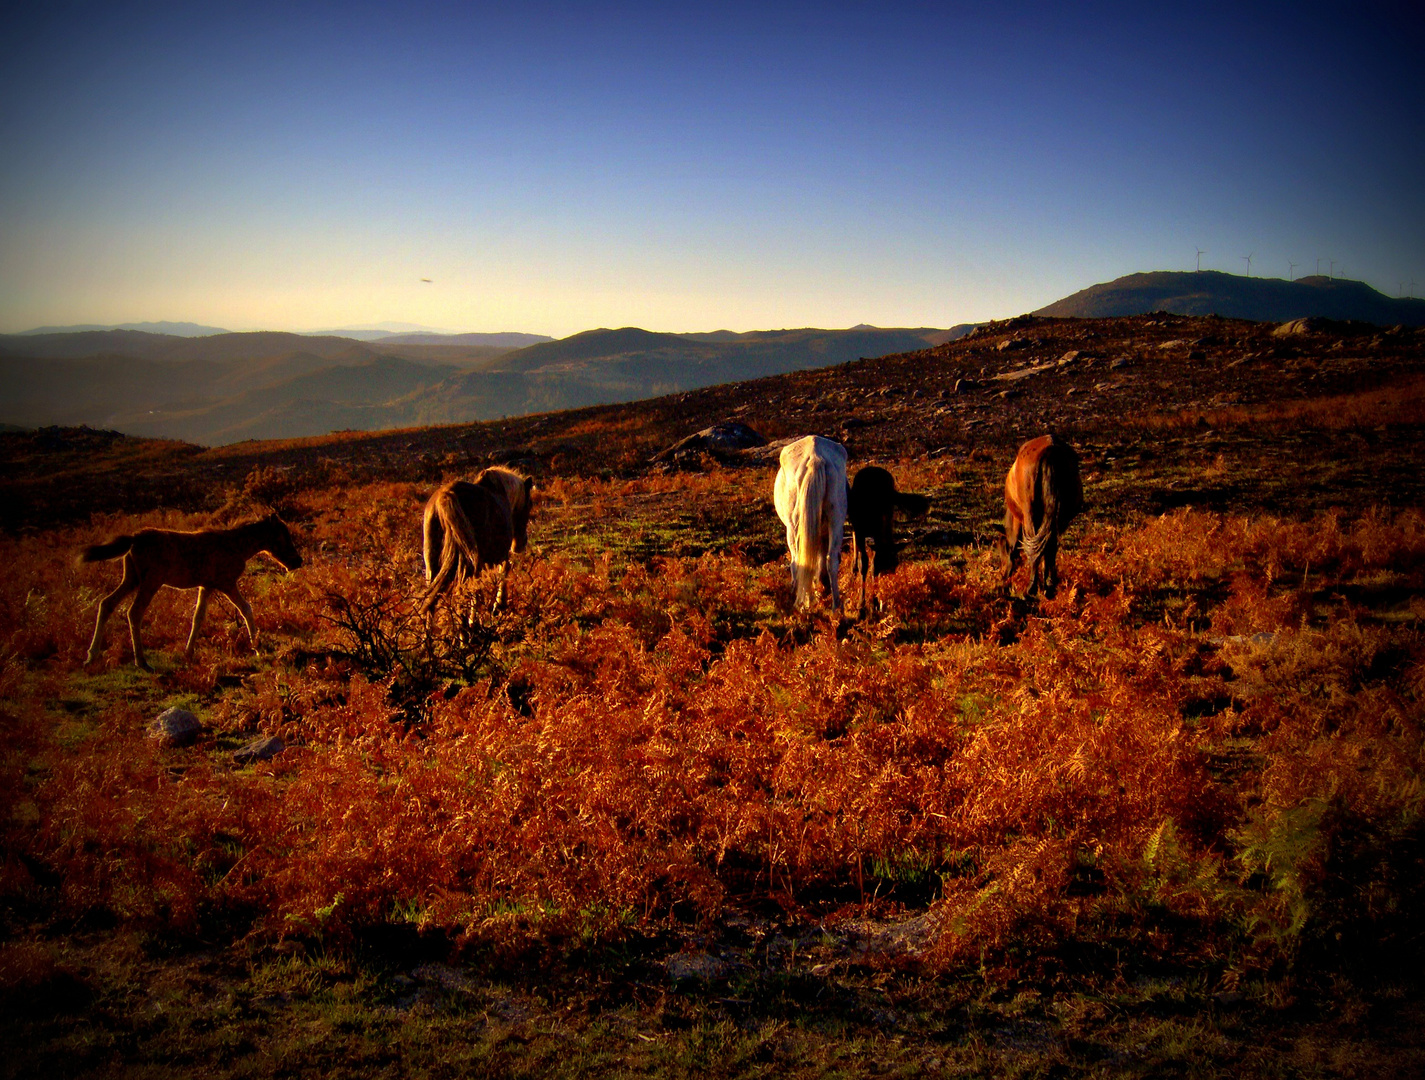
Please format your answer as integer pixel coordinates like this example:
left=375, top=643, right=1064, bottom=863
left=80, top=536, right=134, bottom=563
left=1020, top=443, right=1081, bottom=569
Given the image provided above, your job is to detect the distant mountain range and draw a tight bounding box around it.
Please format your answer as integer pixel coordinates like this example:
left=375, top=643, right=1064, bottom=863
left=368, top=331, right=554, bottom=347
left=13, top=321, right=556, bottom=347
left=16, top=321, right=231, bottom=337
left=302, top=325, right=554, bottom=346
left=1036, top=270, right=1425, bottom=325
left=5, top=269, right=1420, bottom=445
left=0, top=324, right=968, bottom=444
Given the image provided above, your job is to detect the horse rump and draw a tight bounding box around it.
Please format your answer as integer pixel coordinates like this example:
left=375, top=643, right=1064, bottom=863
left=1003, top=435, right=1082, bottom=596
left=420, top=480, right=515, bottom=614
left=774, top=436, right=847, bottom=611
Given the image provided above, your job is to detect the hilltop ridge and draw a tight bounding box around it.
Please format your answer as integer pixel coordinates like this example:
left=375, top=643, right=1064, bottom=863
left=1037, top=269, right=1425, bottom=324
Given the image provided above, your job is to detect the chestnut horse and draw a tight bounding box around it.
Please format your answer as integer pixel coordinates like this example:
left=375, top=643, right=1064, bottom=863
left=82, top=514, right=303, bottom=669
left=999, top=434, right=1083, bottom=598
left=420, top=466, right=534, bottom=613
left=773, top=435, right=848, bottom=611
left=847, top=465, right=930, bottom=616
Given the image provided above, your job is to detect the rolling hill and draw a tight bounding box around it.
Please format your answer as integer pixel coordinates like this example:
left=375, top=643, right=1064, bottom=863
left=7, top=268, right=1419, bottom=446
left=1036, top=270, right=1425, bottom=324
left=13, top=320, right=230, bottom=336
left=0, top=325, right=967, bottom=444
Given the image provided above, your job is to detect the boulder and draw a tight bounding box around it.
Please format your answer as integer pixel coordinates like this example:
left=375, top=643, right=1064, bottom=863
left=233, top=735, right=285, bottom=764
left=152, top=707, right=202, bottom=748
left=651, top=422, right=767, bottom=464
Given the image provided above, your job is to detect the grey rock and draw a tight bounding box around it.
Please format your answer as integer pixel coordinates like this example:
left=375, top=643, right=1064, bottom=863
left=152, top=707, right=202, bottom=748
left=234, top=735, right=285, bottom=764
left=652, top=422, right=766, bottom=463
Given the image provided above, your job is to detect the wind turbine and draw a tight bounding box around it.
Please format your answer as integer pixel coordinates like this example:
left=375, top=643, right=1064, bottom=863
left=1289, top=261, right=1298, bottom=281
left=1195, top=248, right=1205, bottom=272
left=1317, top=258, right=1323, bottom=276
left=1412, top=279, right=1419, bottom=299
left=1242, top=253, right=1253, bottom=277
left=1329, top=259, right=1336, bottom=278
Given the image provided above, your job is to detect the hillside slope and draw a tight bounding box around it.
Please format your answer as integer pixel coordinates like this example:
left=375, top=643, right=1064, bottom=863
left=1036, top=270, right=1425, bottom=324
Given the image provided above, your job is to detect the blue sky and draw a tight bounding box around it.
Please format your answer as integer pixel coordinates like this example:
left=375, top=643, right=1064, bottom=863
left=1, top=1, right=1420, bottom=336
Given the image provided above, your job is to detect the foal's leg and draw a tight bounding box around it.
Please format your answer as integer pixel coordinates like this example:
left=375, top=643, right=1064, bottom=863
left=86, top=558, right=138, bottom=664
left=493, top=561, right=509, bottom=612
left=218, top=585, right=259, bottom=650
left=127, top=583, right=159, bottom=671
left=855, top=538, right=868, bottom=619
left=184, top=587, right=212, bottom=660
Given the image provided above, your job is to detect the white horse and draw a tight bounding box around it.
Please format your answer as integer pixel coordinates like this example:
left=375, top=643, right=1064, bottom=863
left=773, top=435, right=848, bottom=612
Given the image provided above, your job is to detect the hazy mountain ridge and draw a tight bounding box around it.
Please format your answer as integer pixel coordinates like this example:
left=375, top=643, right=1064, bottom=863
left=1036, top=270, right=1425, bottom=324
left=0, top=324, right=964, bottom=443
left=372, top=331, right=554, bottom=347
left=15, top=321, right=230, bottom=337
left=0, top=330, right=373, bottom=364
left=5, top=271, right=1417, bottom=445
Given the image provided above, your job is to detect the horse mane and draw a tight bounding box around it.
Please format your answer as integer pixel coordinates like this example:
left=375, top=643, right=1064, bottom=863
left=476, top=466, right=531, bottom=518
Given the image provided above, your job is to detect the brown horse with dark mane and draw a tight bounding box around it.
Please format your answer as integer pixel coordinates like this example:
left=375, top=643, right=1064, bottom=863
left=998, top=434, right=1083, bottom=598
left=420, top=466, right=534, bottom=613
left=81, top=514, right=303, bottom=670
left=847, top=465, right=930, bottom=616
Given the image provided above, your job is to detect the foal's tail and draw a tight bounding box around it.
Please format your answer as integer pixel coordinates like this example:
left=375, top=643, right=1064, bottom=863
left=419, top=487, right=483, bottom=614
left=79, top=536, right=133, bottom=563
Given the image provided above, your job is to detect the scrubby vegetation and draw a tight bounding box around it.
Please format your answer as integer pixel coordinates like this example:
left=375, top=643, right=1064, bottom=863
left=3, top=315, right=1424, bottom=1076
left=5, top=469, right=1425, bottom=1075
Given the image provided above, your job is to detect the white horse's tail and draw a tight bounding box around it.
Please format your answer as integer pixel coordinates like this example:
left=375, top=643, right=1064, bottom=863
left=792, top=458, right=827, bottom=607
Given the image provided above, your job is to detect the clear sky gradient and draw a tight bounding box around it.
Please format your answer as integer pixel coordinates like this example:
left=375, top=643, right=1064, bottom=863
left=1, top=1, right=1420, bottom=336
